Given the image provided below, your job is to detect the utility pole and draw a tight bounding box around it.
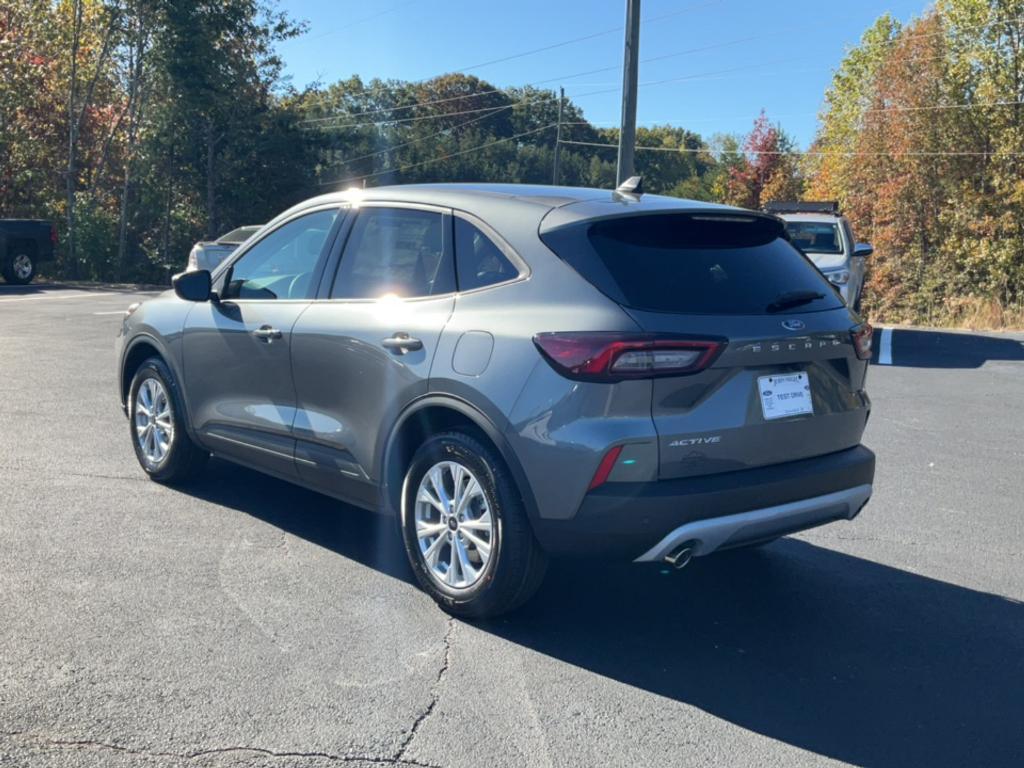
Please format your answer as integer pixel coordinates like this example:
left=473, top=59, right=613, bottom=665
left=616, top=0, right=641, bottom=186
left=552, top=86, right=564, bottom=185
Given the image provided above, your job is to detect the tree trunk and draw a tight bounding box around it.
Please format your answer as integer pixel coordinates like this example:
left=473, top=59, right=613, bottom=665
left=205, top=118, right=218, bottom=239
left=65, top=0, right=83, bottom=278
left=117, top=16, right=148, bottom=277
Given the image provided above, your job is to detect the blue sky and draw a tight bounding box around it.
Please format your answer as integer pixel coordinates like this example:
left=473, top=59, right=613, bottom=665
left=277, top=0, right=930, bottom=148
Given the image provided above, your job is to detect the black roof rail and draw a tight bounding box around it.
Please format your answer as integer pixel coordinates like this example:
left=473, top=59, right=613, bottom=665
left=763, top=201, right=840, bottom=215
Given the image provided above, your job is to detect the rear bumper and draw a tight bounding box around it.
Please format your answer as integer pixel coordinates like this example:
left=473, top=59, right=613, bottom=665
left=532, top=445, right=875, bottom=559
left=634, top=484, right=871, bottom=562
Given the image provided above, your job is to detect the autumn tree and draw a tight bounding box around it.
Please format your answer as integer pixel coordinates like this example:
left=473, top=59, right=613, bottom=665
left=723, top=111, right=802, bottom=209
left=808, top=1, right=1024, bottom=323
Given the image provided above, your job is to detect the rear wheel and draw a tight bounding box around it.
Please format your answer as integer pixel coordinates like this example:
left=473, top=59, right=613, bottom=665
left=128, top=357, right=208, bottom=483
left=401, top=431, right=546, bottom=618
left=2, top=251, right=35, bottom=285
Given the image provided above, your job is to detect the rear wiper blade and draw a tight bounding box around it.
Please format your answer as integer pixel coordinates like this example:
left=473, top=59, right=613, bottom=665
left=766, top=290, right=825, bottom=313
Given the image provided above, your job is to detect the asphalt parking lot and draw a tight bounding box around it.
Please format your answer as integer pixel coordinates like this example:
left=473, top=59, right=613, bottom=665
left=1, top=283, right=1022, bottom=768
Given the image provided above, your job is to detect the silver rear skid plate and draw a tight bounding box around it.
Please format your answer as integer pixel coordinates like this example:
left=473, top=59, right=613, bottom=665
left=634, top=484, right=873, bottom=563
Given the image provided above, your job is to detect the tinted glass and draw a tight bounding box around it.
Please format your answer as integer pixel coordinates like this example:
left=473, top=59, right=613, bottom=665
left=332, top=208, right=454, bottom=299
left=222, top=209, right=338, bottom=300
left=541, top=213, right=843, bottom=315
left=454, top=218, right=518, bottom=290
left=785, top=221, right=843, bottom=254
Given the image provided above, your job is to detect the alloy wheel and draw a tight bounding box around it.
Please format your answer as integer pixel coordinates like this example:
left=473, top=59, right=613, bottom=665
left=414, top=460, right=495, bottom=589
left=134, top=377, right=174, bottom=467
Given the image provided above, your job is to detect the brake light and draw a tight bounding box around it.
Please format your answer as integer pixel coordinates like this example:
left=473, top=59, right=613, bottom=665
left=533, top=332, right=724, bottom=381
left=588, top=445, right=624, bottom=490
left=851, top=323, right=873, bottom=360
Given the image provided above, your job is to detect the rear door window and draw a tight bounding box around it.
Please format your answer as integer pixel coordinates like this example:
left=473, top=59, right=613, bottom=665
left=332, top=207, right=455, bottom=299
left=541, top=213, right=843, bottom=315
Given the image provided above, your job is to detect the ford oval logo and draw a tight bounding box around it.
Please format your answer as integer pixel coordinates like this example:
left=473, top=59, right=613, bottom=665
left=781, top=319, right=806, bottom=331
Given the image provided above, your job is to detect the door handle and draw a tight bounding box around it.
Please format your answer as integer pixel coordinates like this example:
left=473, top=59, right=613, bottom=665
left=381, top=332, right=423, bottom=354
left=253, top=325, right=283, bottom=342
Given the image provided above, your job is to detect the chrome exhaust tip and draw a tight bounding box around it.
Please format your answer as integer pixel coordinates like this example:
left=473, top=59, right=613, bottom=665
left=664, top=540, right=697, bottom=569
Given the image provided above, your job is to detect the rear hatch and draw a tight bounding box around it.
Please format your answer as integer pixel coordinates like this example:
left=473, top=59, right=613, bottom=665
left=540, top=207, right=871, bottom=479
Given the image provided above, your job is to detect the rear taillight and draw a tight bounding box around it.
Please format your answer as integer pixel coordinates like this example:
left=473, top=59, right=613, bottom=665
left=851, top=323, right=873, bottom=360
left=533, top=332, right=724, bottom=381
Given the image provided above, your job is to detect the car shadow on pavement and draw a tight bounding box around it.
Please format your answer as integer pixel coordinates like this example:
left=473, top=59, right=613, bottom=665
left=0, top=283, right=53, bottom=295
left=0, top=282, right=161, bottom=296
left=879, top=328, right=1024, bottom=369
left=184, top=458, right=1024, bottom=768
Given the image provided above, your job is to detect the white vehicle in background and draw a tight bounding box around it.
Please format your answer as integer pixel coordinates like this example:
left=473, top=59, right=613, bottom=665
left=186, top=225, right=262, bottom=272
left=765, top=202, right=873, bottom=313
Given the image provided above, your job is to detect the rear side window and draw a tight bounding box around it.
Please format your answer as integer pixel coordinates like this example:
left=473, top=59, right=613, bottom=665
left=332, top=207, right=455, bottom=299
left=454, top=217, right=518, bottom=291
left=541, top=213, right=843, bottom=315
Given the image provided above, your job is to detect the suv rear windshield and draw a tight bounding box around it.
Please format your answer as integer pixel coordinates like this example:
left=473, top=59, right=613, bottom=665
left=784, top=221, right=843, bottom=254
left=541, top=213, right=843, bottom=315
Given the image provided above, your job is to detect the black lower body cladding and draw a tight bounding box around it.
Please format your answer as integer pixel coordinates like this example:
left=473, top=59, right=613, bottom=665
left=534, top=445, right=875, bottom=558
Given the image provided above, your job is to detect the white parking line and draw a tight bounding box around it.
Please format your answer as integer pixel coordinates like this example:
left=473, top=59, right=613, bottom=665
left=0, top=291, right=118, bottom=303
left=93, top=310, right=129, bottom=316
left=878, top=328, right=893, bottom=365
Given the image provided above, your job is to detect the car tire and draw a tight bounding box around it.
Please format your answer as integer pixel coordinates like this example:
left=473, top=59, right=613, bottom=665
left=128, top=357, right=208, bottom=483
left=401, top=431, right=547, bottom=619
left=2, top=251, right=35, bottom=285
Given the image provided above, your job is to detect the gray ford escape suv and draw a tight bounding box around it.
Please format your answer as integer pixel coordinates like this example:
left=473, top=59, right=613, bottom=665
left=117, top=183, right=875, bottom=618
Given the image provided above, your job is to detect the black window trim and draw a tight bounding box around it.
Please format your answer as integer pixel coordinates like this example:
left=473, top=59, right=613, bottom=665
left=450, top=209, right=530, bottom=294
left=213, top=203, right=349, bottom=304
left=322, top=201, right=457, bottom=304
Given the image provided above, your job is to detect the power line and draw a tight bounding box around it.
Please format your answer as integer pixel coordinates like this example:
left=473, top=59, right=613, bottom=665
left=298, top=11, right=1024, bottom=129
left=558, top=138, right=1024, bottom=157
left=567, top=98, right=1024, bottom=129
left=572, top=54, right=819, bottom=99
left=299, top=36, right=757, bottom=126
left=457, top=0, right=720, bottom=73
left=318, top=124, right=557, bottom=187
left=304, top=99, right=541, bottom=131
left=300, top=0, right=721, bottom=125
left=312, top=89, right=1024, bottom=182
left=318, top=101, right=521, bottom=173
left=302, top=55, right=817, bottom=130
left=287, top=0, right=423, bottom=43
left=301, top=58, right=1024, bottom=145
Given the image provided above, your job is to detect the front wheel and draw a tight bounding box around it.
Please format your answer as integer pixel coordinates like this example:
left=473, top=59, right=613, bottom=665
left=128, top=357, right=208, bottom=483
left=401, top=431, right=546, bottom=618
left=2, top=252, right=35, bottom=285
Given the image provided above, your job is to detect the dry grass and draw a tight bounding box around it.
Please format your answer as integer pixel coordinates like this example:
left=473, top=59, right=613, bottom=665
left=930, top=296, right=1024, bottom=331
left=870, top=296, right=1024, bottom=331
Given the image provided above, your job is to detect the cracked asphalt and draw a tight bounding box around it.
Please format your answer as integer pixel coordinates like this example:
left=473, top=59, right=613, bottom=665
left=1, top=284, right=1023, bottom=768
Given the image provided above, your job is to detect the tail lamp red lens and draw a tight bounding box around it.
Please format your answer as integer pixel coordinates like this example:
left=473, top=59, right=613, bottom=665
left=851, top=323, right=873, bottom=361
left=588, top=445, right=624, bottom=491
left=533, top=332, right=724, bottom=381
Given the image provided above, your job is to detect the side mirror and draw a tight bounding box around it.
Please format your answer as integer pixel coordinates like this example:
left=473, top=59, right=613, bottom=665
left=172, top=269, right=212, bottom=302
left=854, top=243, right=874, bottom=259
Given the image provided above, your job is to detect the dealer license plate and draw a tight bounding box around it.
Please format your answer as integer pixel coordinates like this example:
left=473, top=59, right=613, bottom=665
left=758, top=372, right=813, bottom=421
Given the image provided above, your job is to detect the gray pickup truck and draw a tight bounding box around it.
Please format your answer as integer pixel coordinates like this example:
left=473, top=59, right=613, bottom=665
left=1, top=219, right=56, bottom=285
